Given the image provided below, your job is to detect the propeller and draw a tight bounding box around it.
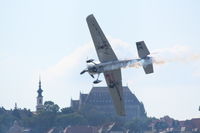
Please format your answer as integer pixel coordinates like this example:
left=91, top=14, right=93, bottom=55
left=80, top=57, right=91, bottom=75
left=80, top=70, right=87, bottom=75
left=80, top=58, right=96, bottom=78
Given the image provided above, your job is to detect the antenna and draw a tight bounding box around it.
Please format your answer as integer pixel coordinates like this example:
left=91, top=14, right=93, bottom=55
left=39, top=73, right=41, bottom=82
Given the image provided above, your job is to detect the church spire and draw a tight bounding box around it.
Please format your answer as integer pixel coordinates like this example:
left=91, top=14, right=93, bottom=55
left=37, top=75, right=43, bottom=97
left=36, top=75, right=44, bottom=112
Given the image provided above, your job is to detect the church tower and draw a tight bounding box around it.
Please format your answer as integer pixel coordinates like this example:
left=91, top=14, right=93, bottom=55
left=36, top=76, right=44, bottom=112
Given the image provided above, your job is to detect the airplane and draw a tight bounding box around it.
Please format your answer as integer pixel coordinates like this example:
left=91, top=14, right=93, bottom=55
left=80, top=14, right=154, bottom=116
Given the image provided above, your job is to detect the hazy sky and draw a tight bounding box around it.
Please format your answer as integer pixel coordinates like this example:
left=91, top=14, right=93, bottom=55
left=0, top=0, right=200, bottom=120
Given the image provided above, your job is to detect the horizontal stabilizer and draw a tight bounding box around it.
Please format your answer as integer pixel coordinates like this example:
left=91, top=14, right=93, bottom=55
left=136, top=41, right=150, bottom=58
left=143, top=64, right=154, bottom=74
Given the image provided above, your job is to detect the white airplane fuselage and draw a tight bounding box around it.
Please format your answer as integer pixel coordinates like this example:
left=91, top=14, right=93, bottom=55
left=87, top=56, right=153, bottom=76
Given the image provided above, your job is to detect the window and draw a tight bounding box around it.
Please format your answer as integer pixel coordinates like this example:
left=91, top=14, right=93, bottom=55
left=39, top=99, right=42, bottom=104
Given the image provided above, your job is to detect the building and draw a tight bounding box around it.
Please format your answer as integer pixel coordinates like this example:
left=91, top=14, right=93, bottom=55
left=179, top=118, right=200, bottom=131
left=64, top=126, right=99, bottom=133
left=71, top=86, right=146, bottom=119
left=36, top=77, right=44, bottom=112
left=8, top=120, right=23, bottom=133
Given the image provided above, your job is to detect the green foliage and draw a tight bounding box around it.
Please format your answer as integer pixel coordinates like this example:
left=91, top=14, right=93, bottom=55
left=124, top=117, right=153, bottom=133
left=44, top=101, right=60, bottom=113
left=61, top=107, right=74, bottom=114
left=56, top=113, right=88, bottom=127
left=80, top=105, right=115, bottom=126
left=12, top=109, right=21, bottom=119
left=0, top=107, right=6, bottom=115
left=154, top=121, right=168, bottom=131
left=125, top=119, right=143, bottom=133
left=172, top=120, right=180, bottom=128
left=0, top=103, right=167, bottom=133
left=0, top=113, right=16, bottom=133
left=31, top=111, right=57, bottom=133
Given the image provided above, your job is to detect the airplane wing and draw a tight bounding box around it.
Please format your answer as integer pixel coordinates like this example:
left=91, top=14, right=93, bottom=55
left=104, top=69, right=125, bottom=116
left=87, top=14, right=125, bottom=116
left=86, top=14, right=118, bottom=63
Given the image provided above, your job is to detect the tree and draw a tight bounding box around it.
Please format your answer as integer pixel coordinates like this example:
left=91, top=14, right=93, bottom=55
left=125, top=119, right=143, bottom=133
left=154, top=121, right=168, bottom=132
left=56, top=113, right=88, bottom=127
left=61, top=107, right=74, bottom=114
left=0, top=113, right=16, bottom=133
left=124, top=118, right=152, bottom=133
left=12, top=109, right=21, bottom=119
left=31, top=111, right=57, bottom=133
left=80, top=104, right=115, bottom=126
left=44, top=101, right=60, bottom=113
left=0, top=107, right=6, bottom=115
left=172, top=120, right=180, bottom=128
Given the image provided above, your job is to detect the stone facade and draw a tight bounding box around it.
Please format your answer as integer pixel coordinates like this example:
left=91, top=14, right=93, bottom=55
left=71, top=86, right=146, bottom=119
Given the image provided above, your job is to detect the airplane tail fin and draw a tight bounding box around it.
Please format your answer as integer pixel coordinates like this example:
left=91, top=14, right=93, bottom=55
left=143, top=63, right=154, bottom=74
left=136, top=41, right=150, bottom=58
left=136, top=41, right=154, bottom=74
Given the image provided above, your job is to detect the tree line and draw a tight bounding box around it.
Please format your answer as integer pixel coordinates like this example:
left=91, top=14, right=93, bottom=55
left=0, top=101, right=172, bottom=133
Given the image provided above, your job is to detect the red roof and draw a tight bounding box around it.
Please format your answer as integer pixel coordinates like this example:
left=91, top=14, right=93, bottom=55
left=191, top=118, right=200, bottom=128
left=65, top=126, right=98, bottom=133
left=179, top=118, right=200, bottom=129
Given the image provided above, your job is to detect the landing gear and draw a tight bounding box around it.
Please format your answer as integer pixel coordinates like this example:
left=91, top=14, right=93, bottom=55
left=86, top=59, right=96, bottom=65
left=89, top=74, right=94, bottom=78
left=93, top=79, right=102, bottom=84
left=93, top=74, right=102, bottom=84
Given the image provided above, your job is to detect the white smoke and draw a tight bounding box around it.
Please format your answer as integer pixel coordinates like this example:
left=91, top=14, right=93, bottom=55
left=42, top=37, right=134, bottom=80
left=102, top=59, right=141, bottom=71
left=150, top=45, right=200, bottom=65
left=43, top=38, right=200, bottom=80
left=43, top=43, right=92, bottom=80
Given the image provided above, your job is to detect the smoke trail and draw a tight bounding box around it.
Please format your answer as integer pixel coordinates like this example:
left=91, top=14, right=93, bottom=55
left=152, top=57, right=166, bottom=65
left=116, top=45, right=200, bottom=69
left=128, top=61, right=142, bottom=68
left=103, top=45, right=200, bottom=71
left=150, top=53, right=200, bottom=66
left=120, top=52, right=200, bottom=69
left=148, top=45, right=200, bottom=66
